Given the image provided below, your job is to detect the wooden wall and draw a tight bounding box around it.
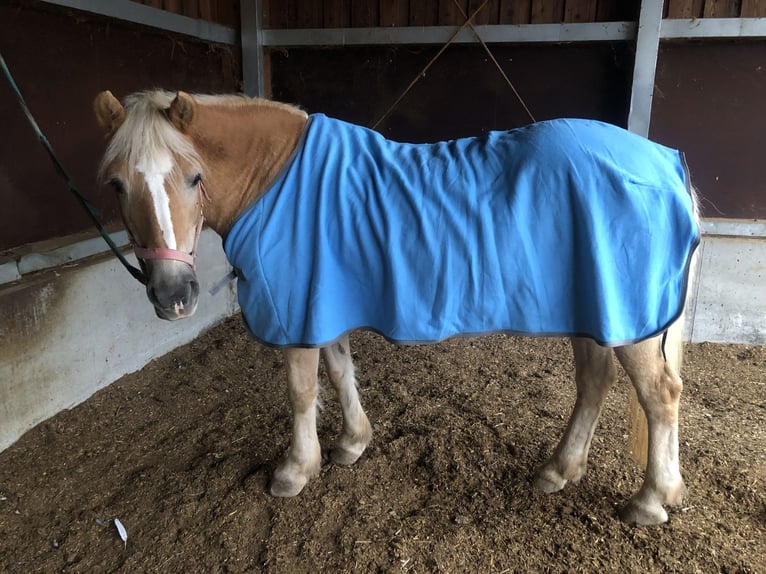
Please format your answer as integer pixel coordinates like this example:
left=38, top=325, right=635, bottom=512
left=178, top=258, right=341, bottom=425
left=652, top=40, right=766, bottom=219
left=0, top=1, right=240, bottom=251
left=269, top=43, right=634, bottom=136
left=268, top=40, right=766, bottom=221
left=262, top=0, right=639, bottom=27
left=667, top=0, right=766, bottom=18
left=134, top=0, right=766, bottom=27
left=4, top=0, right=764, bottom=250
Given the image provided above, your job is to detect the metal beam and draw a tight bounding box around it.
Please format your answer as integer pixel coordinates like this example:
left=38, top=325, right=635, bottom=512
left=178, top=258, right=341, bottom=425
left=240, top=0, right=264, bottom=97
left=261, top=22, right=636, bottom=46
left=627, top=0, right=664, bottom=137
left=662, top=17, right=766, bottom=38
left=39, top=0, right=237, bottom=45
left=260, top=19, right=766, bottom=47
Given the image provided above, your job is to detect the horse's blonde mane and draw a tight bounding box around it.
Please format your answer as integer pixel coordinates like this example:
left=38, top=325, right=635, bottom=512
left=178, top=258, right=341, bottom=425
left=98, top=90, right=202, bottom=182
left=97, top=90, right=305, bottom=182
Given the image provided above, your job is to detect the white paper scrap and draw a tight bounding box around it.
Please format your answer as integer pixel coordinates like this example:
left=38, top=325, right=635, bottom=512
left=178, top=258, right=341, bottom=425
left=114, top=518, right=128, bottom=548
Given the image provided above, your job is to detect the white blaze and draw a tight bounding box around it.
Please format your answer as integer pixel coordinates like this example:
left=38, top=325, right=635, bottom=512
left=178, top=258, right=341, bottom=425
left=138, top=152, right=177, bottom=250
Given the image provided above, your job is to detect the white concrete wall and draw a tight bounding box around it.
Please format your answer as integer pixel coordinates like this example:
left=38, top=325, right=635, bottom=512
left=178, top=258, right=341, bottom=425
left=689, top=225, right=766, bottom=344
left=0, top=229, right=237, bottom=453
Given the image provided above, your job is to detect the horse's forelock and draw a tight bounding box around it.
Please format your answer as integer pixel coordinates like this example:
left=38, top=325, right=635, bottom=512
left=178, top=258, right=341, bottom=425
left=98, top=90, right=202, bottom=183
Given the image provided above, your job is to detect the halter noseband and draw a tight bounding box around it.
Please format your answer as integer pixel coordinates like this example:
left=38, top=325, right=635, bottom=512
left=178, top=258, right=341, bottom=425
left=129, top=180, right=209, bottom=271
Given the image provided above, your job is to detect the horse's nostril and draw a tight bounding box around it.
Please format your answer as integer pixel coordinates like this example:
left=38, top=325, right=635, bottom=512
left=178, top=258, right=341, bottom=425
left=147, top=280, right=196, bottom=311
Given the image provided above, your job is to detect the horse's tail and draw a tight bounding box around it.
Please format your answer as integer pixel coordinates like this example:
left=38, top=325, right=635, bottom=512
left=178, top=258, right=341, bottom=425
left=664, top=183, right=701, bottom=375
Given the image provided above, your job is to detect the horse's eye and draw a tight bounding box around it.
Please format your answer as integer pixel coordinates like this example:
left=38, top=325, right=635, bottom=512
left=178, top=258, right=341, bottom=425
left=109, top=178, right=126, bottom=195
left=190, top=173, right=202, bottom=187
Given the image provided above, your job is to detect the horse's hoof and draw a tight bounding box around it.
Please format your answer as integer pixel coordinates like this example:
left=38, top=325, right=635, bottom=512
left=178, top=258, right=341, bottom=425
left=331, top=422, right=371, bottom=466
left=533, top=467, right=568, bottom=493
left=665, top=480, right=688, bottom=507
left=618, top=499, right=669, bottom=526
left=331, top=445, right=364, bottom=466
left=269, top=474, right=307, bottom=497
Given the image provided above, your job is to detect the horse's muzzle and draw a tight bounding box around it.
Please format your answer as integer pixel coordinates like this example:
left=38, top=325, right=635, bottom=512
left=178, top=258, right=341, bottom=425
left=146, top=267, right=200, bottom=321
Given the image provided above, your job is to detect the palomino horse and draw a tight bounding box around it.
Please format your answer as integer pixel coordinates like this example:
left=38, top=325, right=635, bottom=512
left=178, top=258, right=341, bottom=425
left=94, top=90, right=699, bottom=526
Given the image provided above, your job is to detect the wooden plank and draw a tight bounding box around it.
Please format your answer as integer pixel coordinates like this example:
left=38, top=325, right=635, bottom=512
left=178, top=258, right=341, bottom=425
left=213, top=0, right=238, bottom=27
left=666, top=0, right=705, bottom=18
left=267, top=0, right=290, bottom=28
left=142, top=0, right=162, bottom=9
left=182, top=0, right=199, bottom=19
left=530, top=0, right=564, bottom=23
left=410, top=0, right=439, bottom=24
left=595, top=0, right=637, bottom=21
left=564, top=0, right=597, bottom=22
left=439, top=0, right=468, bottom=24
left=380, top=0, right=409, bottom=26
left=261, top=0, right=271, bottom=26
left=351, top=0, right=380, bottom=26
left=163, top=0, right=182, bottom=15
left=741, top=0, right=766, bottom=16
left=704, top=0, right=742, bottom=17
left=198, top=0, right=213, bottom=21
left=596, top=0, right=617, bottom=21
left=469, top=0, right=500, bottom=24
left=295, top=0, right=322, bottom=27
left=324, top=0, right=351, bottom=27
left=499, top=0, right=531, bottom=23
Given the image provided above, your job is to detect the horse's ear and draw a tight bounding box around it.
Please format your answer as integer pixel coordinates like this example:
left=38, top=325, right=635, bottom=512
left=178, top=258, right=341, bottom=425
left=93, top=90, right=125, bottom=135
left=167, top=91, right=195, bottom=132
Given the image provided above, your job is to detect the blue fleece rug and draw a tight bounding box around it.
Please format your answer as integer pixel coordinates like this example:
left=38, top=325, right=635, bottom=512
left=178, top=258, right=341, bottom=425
left=224, top=115, right=699, bottom=348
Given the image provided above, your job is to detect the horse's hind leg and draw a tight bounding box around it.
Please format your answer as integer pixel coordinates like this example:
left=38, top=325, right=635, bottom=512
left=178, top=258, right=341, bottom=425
left=322, top=337, right=373, bottom=466
left=614, top=336, right=686, bottom=525
left=270, top=348, right=322, bottom=497
left=535, top=337, right=616, bottom=492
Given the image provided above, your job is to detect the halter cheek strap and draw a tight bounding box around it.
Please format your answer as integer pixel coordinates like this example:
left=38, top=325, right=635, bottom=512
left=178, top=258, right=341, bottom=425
left=128, top=181, right=209, bottom=270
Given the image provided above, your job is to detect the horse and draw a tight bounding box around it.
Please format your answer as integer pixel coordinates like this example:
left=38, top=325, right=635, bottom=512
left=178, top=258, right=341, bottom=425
left=93, top=89, right=700, bottom=526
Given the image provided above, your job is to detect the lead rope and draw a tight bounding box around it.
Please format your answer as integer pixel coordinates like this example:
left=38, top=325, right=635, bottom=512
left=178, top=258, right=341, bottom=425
left=0, top=52, right=148, bottom=285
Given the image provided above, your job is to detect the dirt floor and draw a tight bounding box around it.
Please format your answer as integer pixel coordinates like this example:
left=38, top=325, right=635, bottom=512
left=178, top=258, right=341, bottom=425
left=1, top=316, right=764, bottom=573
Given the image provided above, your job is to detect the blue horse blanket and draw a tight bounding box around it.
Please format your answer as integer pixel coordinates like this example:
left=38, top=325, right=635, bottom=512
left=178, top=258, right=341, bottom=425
left=224, top=115, right=699, bottom=348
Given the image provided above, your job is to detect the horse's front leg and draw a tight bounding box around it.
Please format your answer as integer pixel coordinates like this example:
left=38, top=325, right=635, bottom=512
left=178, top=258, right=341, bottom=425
left=321, top=337, right=372, bottom=465
left=270, top=347, right=321, bottom=497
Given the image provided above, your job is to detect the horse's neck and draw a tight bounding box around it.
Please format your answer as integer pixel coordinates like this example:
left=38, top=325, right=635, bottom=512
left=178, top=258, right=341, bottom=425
left=190, top=101, right=309, bottom=235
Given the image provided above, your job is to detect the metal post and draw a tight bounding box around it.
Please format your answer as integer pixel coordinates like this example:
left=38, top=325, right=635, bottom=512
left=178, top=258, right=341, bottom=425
left=240, top=0, right=264, bottom=97
left=627, top=0, right=664, bottom=137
